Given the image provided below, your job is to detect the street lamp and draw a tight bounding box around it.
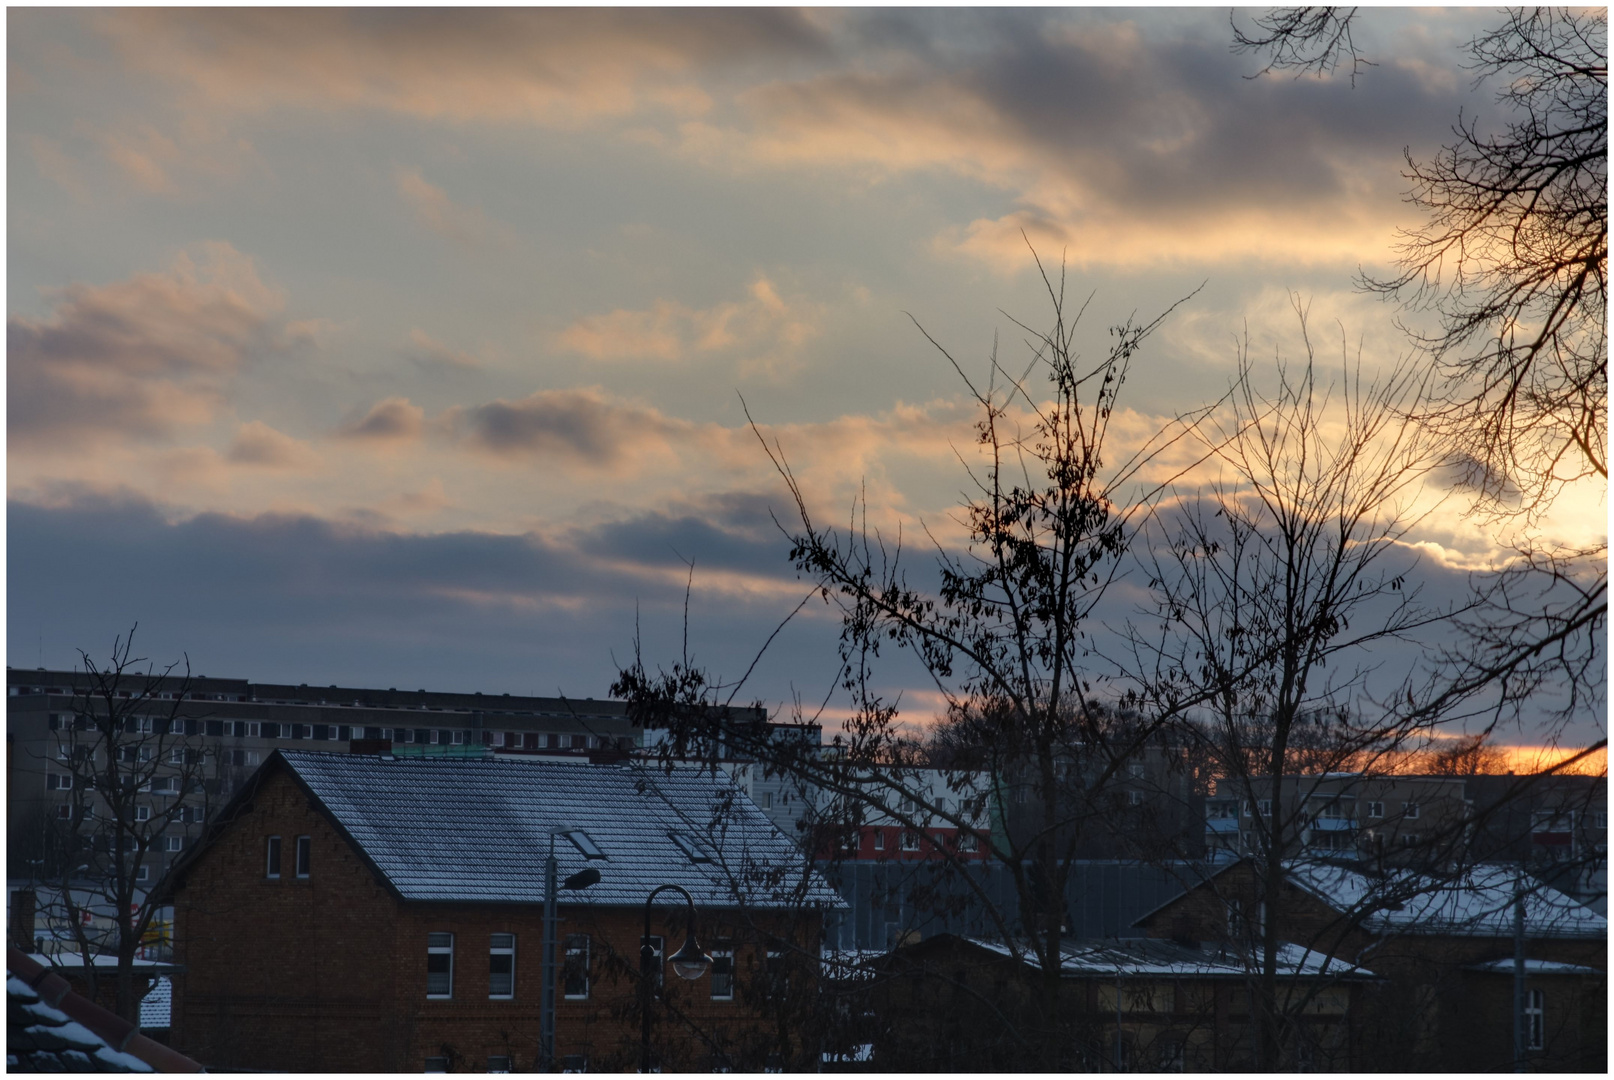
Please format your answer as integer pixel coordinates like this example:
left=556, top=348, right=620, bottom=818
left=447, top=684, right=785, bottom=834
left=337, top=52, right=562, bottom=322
left=540, top=834, right=600, bottom=1072
left=640, top=883, right=711, bottom=1072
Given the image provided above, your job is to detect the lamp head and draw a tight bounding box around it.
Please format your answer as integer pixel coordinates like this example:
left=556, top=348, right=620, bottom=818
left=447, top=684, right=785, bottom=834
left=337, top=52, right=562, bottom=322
left=669, top=934, right=712, bottom=981
left=562, top=867, right=601, bottom=890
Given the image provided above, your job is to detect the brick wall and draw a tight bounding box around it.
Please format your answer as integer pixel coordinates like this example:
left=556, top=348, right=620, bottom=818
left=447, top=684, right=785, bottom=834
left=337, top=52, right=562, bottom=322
left=170, top=767, right=823, bottom=1072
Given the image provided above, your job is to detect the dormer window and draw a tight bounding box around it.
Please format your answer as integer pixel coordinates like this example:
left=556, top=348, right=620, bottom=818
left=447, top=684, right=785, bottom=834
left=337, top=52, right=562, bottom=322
left=565, top=830, right=606, bottom=860
left=669, top=832, right=713, bottom=864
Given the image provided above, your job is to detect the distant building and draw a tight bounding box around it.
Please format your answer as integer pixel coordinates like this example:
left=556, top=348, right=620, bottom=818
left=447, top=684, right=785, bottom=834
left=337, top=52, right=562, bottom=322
left=1135, top=857, right=1608, bottom=1072
left=8, top=667, right=643, bottom=882
left=160, top=750, right=841, bottom=1072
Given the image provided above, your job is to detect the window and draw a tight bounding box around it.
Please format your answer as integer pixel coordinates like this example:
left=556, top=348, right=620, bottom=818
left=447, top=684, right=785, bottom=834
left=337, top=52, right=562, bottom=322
left=1258, top=799, right=1272, bottom=818
left=900, top=830, right=920, bottom=852
left=1127, top=790, right=1144, bottom=806
left=295, top=836, right=312, bottom=877
left=489, top=933, right=515, bottom=998
left=46, top=773, right=72, bottom=791
left=760, top=791, right=773, bottom=809
left=710, top=950, right=734, bottom=1000
left=669, top=833, right=713, bottom=863
left=765, top=950, right=788, bottom=998
left=872, top=830, right=885, bottom=851
left=427, top=932, right=454, bottom=998
left=165, top=836, right=183, bottom=853
left=487, top=1057, right=512, bottom=1073
left=564, top=935, right=590, bottom=999
left=135, top=805, right=151, bottom=822
left=565, top=830, right=606, bottom=860
left=56, top=805, right=72, bottom=820
left=959, top=831, right=980, bottom=853
left=135, top=864, right=150, bottom=883
left=1594, top=810, right=1608, bottom=829
left=641, top=935, right=664, bottom=990
left=492, top=732, right=507, bottom=748
left=1403, top=801, right=1420, bottom=820
left=1401, top=833, right=1421, bottom=847
left=153, top=776, right=181, bottom=795
left=1525, top=988, right=1545, bottom=1050
left=260, top=722, right=279, bottom=739
left=1367, top=800, right=1384, bottom=818
left=266, top=836, right=282, bottom=878
left=1128, top=762, right=1146, bottom=779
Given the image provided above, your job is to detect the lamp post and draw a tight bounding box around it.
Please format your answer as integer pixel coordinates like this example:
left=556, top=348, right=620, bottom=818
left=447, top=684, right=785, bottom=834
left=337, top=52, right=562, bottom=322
left=640, top=884, right=712, bottom=1072
left=540, top=834, right=601, bottom=1072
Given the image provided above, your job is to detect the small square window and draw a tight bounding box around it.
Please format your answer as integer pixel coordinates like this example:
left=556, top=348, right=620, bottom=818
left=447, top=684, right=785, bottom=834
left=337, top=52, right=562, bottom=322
left=165, top=835, right=183, bottom=853
left=900, top=830, right=920, bottom=852
left=1403, top=801, right=1420, bottom=819
left=566, top=830, right=606, bottom=860
left=1127, top=790, right=1144, bottom=806
left=1367, top=801, right=1384, bottom=818
left=135, top=806, right=151, bottom=822
left=959, top=831, right=980, bottom=853
left=295, top=836, right=311, bottom=877
left=266, top=836, right=282, bottom=878
left=135, top=864, right=150, bottom=883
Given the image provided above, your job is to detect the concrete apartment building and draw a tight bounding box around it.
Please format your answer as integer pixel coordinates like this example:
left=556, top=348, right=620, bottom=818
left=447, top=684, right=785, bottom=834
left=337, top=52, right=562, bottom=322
left=8, top=666, right=642, bottom=884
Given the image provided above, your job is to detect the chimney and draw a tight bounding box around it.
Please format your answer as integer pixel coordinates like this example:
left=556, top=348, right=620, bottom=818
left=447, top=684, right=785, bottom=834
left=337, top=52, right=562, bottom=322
left=10, top=888, right=36, bottom=952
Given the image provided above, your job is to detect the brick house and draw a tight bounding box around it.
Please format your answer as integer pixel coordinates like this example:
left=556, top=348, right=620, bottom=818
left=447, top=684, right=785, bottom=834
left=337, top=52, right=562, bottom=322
left=1134, top=857, right=1607, bottom=1071
left=158, top=750, right=841, bottom=1072
left=865, top=933, right=1378, bottom=1071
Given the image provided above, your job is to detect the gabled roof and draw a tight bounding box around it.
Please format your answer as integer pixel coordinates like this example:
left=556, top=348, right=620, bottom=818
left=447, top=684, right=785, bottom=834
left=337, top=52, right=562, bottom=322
left=1284, top=861, right=1606, bottom=940
left=1132, top=857, right=1606, bottom=941
left=960, top=937, right=1376, bottom=980
left=207, top=750, right=841, bottom=910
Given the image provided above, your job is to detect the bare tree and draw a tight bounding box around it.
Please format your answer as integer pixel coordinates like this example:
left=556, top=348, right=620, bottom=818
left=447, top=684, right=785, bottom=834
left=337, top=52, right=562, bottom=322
left=1125, top=307, right=1485, bottom=1067
left=41, top=626, right=213, bottom=1022
left=615, top=255, right=1212, bottom=1067
left=1231, top=6, right=1372, bottom=85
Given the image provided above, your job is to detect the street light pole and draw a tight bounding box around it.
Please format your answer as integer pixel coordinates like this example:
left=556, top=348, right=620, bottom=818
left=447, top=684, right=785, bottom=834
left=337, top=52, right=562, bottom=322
left=640, top=883, right=712, bottom=1073
left=540, top=834, right=601, bottom=1073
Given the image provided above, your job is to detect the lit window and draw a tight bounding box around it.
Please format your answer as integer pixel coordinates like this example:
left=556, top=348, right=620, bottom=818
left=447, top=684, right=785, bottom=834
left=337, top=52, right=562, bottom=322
left=489, top=933, right=515, bottom=999
left=295, top=836, right=312, bottom=878
left=710, top=950, right=735, bottom=1000
left=427, top=932, right=454, bottom=998
left=266, top=836, right=282, bottom=879
left=564, top=935, right=590, bottom=999
left=566, top=831, right=606, bottom=860
left=1526, top=989, right=1544, bottom=1050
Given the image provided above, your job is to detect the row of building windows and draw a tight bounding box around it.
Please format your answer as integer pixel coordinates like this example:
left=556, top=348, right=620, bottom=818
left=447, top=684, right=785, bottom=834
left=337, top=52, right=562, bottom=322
left=420, top=932, right=766, bottom=1004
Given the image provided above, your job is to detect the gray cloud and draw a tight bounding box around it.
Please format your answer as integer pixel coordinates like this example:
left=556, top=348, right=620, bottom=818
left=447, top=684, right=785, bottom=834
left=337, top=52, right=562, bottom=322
left=441, top=388, right=682, bottom=464
left=336, top=397, right=427, bottom=443
left=7, top=243, right=285, bottom=447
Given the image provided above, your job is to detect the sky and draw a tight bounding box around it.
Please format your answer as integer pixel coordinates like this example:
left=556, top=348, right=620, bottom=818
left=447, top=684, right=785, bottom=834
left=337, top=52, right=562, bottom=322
left=7, top=8, right=1606, bottom=746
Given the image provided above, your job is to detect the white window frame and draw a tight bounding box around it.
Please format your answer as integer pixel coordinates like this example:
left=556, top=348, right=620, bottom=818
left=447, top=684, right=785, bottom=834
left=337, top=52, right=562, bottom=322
left=959, top=831, right=980, bottom=853
left=165, top=835, right=183, bottom=853
left=1525, top=988, right=1544, bottom=1050
left=135, top=863, right=150, bottom=883
left=872, top=830, right=885, bottom=851
left=1403, top=801, right=1420, bottom=820
left=710, top=949, right=735, bottom=1001
left=266, top=835, right=282, bottom=879
left=900, top=830, right=920, bottom=852
left=135, top=805, right=151, bottom=822
left=427, top=932, right=455, bottom=999
left=563, top=934, right=590, bottom=1000
left=1258, top=799, right=1272, bottom=818
left=489, top=933, right=516, bottom=1000
left=295, top=835, right=312, bottom=878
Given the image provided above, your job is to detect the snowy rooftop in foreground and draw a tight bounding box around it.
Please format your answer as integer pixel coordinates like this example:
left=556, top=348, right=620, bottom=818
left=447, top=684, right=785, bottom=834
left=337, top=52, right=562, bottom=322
left=964, top=937, right=1376, bottom=980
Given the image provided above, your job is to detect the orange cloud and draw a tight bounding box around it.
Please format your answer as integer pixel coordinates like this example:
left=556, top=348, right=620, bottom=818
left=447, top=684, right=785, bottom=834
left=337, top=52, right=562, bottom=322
left=556, top=275, right=822, bottom=374
left=337, top=397, right=428, bottom=444
left=225, top=421, right=321, bottom=471
left=394, top=167, right=500, bottom=248
left=7, top=242, right=286, bottom=447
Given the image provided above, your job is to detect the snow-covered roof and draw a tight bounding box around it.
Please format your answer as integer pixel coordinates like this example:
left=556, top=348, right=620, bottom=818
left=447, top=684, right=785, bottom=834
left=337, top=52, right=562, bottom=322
left=1285, top=862, right=1606, bottom=940
left=962, top=937, right=1376, bottom=980
left=6, top=975, right=153, bottom=1072
left=261, top=751, right=842, bottom=910
left=1466, top=958, right=1604, bottom=976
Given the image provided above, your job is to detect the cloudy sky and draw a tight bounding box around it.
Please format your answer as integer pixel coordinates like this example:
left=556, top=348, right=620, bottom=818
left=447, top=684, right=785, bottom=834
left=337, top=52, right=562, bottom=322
left=8, top=8, right=1604, bottom=745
